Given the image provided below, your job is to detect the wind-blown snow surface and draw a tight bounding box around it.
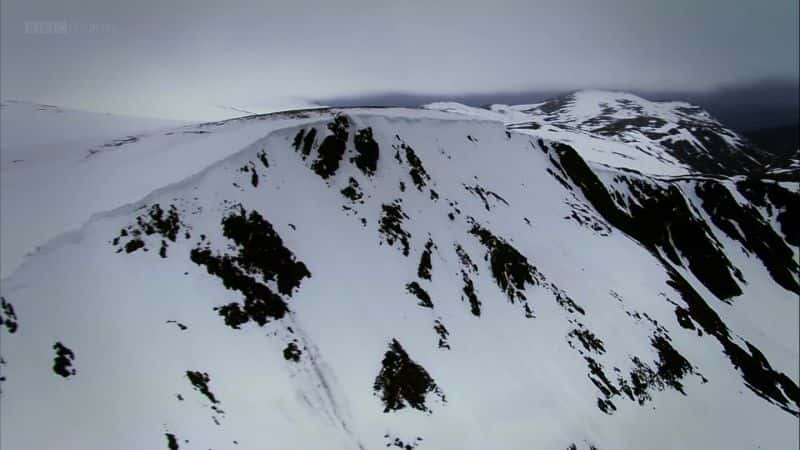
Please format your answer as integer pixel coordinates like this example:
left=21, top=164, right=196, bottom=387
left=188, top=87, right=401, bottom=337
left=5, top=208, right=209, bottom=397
left=1, top=100, right=798, bottom=450
left=0, top=101, right=332, bottom=278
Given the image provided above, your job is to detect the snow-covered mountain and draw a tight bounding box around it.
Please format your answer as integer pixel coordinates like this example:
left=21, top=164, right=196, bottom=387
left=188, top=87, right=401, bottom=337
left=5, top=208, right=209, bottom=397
left=429, top=90, right=773, bottom=177
left=0, top=93, right=797, bottom=450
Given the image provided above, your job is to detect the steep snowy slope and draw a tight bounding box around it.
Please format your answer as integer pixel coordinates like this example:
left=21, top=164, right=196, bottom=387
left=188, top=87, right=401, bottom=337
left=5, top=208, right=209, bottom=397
left=1, top=100, right=182, bottom=277
left=0, top=102, right=330, bottom=278
left=1, top=106, right=797, bottom=450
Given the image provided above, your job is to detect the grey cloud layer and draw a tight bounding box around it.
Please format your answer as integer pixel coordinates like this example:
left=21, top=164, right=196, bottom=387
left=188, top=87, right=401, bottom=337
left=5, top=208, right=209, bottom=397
left=1, top=0, right=797, bottom=119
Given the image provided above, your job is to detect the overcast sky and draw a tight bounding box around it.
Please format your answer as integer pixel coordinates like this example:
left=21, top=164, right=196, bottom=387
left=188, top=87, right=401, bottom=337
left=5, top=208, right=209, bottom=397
left=1, top=0, right=797, bottom=120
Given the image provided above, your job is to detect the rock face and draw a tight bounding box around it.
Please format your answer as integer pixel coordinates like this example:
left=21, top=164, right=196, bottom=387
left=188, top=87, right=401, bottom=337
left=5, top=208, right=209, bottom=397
left=0, top=95, right=798, bottom=450
left=373, top=339, right=445, bottom=413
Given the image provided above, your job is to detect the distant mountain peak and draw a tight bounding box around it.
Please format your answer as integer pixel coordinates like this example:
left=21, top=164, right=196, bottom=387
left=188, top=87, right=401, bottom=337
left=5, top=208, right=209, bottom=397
left=427, top=90, right=772, bottom=176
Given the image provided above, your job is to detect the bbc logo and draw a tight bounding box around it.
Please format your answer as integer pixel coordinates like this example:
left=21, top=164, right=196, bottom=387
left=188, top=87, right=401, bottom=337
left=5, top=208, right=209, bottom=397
left=25, top=21, right=68, bottom=35
left=24, top=21, right=115, bottom=35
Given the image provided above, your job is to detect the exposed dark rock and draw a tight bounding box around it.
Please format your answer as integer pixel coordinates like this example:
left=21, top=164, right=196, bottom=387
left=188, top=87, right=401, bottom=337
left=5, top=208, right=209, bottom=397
left=373, top=339, right=445, bottom=413
left=165, top=433, right=179, bottom=450
left=620, top=178, right=743, bottom=300
left=597, top=398, right=616, bottom=414
left=193, top=262, right=287, bottom=327
left=736, top=178, right=799, bottom=247
left=695, top=181, right=798, bottom=293
left=312, top=116, right=349, bottom=179
left=292, top=129, right=306, bottom=151
left=166, top=320, right=188, bottom=331
left=651, top=335, right=693, bottom=394
left=186, top=370, right=219, bottom=404
left=460, top=271, right=481, bottom=317
left=590, top=116, right=668, bottom=137
left=628, top=357, right=657, bottom=405
left=125, top=238, right=146, bottom=253
left=190, top=207, right=310, bottom=329
left=666, top=267, right=799, bottom=416
left=576, top=319, right=702, bottom=414
left=257, top=150, right=269, bottom=168
left=385, top=435, right=422, bottom=449
left=470, top=224, right=542, bottom=305
left=402, top=144, right=431, bottom=190
left=352, top=127, right=379, bottom=176
left=551, top=142, right=742, bottom=301
left=568, top=327, right=605, bottom=354
left=213, top=302, right=250, bottom=329
left=533, top=95, right=572, bottom=114
left=52, top=342, right=76, bottom=378
left=564, top=200, right=611, bottom=236
left=301, top=128, right=317, bottom=159
left=250, top=169, right=259, bottom=188
left=585, top=356, right=619, bottom=414
left=283, top=342, right=302, bottom=362
left=137, top=204, right=182, bottom=242
left=433, top=320, right=450, bottom=349
left=218, top=207, right=310, bottom=295
left=464, top=184, right=509, bottom=211
left=406, top=282, right=433, bottom=308
left=657, top=119, right=765, bottom=175
left=312, top=137, right=346, bottom=179
left=550, top=285, right=585, bottom=315
left=340, top=177, right=364, bottom=202
left=1, top=297, right=18, bottom=333
left=417, top=239, right=434, bottom=280
left=674, top=307, right=696, bottom=331
left=454, top=244, right=478, bottom=273
left=379, top=201, right=411, bottom=256
left=454, top=244, right=481, bottom=316
left=115, top=203, right=185, bottom=256
left=189, top=250, right=285, bottom=325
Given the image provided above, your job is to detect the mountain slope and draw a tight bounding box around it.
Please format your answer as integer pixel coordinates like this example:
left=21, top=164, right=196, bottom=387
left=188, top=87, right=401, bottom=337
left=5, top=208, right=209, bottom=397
left=0, top=103, right=797, bottom=450
left=764, top=149, right=800, bottom=181
left=0, top=102, right=329, bottom=278
left=428, top=90, right=773, bottom=177
left=744, top=124, right=799, bottom=160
